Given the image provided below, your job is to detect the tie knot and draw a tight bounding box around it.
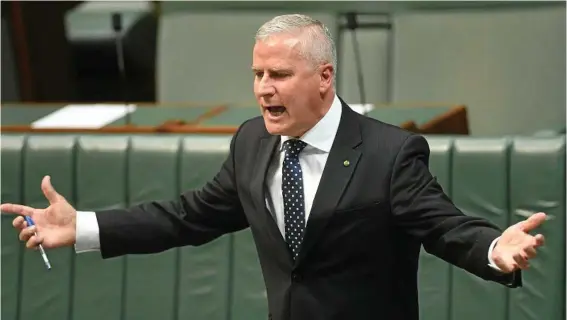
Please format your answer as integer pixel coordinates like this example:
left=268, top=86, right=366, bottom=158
left=283, top=139, right=307, bottom=156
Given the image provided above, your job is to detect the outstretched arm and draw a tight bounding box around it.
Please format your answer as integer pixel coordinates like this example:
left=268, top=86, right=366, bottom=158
left=2, top=130, right=249, bottom=259
left=95, top=129, right=249, bottom=259
left=389, top=134, right=524, bottom=286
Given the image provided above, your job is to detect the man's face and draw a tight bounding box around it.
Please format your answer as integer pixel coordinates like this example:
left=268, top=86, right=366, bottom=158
left=252, top=34, right=333, bottom=137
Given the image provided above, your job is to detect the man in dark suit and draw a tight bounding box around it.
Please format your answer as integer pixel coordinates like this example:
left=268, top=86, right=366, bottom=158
left=3, top=14, right=546, bottom=320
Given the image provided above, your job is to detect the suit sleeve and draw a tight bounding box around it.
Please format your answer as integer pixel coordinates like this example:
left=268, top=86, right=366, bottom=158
left=389, top=134, right=521, bottom=287
left=95, top=126, right=249, bottom=259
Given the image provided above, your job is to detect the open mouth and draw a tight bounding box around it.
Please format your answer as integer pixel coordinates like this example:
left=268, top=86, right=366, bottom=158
left=265, top=106, right=286, bottom=116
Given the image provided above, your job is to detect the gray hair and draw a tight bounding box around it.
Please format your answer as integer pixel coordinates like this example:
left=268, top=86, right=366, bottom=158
left=255, top=14, right=337, bottom=77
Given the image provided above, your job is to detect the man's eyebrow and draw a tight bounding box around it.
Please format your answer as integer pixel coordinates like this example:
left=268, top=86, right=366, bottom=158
left=251, top=67, right=291, bottom=73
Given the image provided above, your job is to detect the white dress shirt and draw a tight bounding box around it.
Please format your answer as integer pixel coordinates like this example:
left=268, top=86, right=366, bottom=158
left=74, top=94, right=502, bottom=272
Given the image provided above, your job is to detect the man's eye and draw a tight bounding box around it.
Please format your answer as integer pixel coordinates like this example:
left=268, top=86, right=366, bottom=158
left=255, top=72, right=264, bottom=78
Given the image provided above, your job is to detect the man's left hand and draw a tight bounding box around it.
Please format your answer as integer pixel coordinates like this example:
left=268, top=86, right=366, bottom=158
left=491, top=212, right=547, bottom=273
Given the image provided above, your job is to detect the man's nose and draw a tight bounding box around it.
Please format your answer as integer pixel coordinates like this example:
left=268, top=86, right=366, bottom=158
left=257, top=79, right=276, bottom=96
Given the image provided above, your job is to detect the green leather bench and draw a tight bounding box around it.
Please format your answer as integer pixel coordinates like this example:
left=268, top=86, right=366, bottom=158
left=417, top=137, right=453, bottom=320
left=508, top=137, right=565, bottom=320
left=1, top=134, right=564, bottom=320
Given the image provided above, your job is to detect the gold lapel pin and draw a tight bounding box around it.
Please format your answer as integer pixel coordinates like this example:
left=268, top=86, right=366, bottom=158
left=343, top=160, right=350, bottom=167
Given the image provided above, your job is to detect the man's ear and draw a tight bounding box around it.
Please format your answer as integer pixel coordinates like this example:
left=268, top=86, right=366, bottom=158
left=319, top=63, right=334, bottom=92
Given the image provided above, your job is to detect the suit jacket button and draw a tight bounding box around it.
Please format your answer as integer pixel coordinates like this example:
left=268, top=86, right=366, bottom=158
left=291, top=272, right=301, bottom=282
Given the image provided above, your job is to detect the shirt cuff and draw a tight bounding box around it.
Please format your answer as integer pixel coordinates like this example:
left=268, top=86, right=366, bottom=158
left=487, top=236, right=502, bottom=272
left=74, top=211, right=101, bottom=253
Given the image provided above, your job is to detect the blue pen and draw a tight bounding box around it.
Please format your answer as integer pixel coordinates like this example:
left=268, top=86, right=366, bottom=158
left=25, top=216, right=52, bottom=270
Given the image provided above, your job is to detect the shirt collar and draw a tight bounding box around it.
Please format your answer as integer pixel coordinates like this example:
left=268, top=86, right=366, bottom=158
left=280, top=94, right=342, bottom=153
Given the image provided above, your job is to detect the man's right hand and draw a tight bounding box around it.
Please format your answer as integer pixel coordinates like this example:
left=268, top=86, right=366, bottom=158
left=0, top=175, right=77, bottom=249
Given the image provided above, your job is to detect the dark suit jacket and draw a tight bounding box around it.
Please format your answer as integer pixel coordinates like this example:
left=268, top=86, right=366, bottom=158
left=96, top=99, right=521, bottom=320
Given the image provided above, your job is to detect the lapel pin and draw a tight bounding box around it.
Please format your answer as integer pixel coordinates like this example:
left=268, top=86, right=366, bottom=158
left=343, top=160, right=350, bottom=167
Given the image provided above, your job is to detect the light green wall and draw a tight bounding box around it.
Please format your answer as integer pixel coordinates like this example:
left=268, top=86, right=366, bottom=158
left=392, top=5, right=565, bottom=135
left=156, top=4, right=565, bottom=135
left=156, top=11, right=338, bottom=106
left=338, top=26, right=391, bottom=104
left=156, top=7, right=391, bottom=106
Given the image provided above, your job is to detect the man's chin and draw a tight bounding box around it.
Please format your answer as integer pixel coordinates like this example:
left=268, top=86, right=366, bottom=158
left=263, top=119, right=289, bottom=136
left=264, top=123, right=287, bottom=136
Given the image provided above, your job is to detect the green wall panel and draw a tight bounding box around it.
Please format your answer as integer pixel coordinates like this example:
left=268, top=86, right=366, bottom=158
left=20, top=136, right=76, bottom=320
left=450, top=138, right=510, bottom=320
left=123, top=136, right=181, bottom=320
left=418, top=137, right=453, bottom=320
left=176, top=136, right=233, bottom=320
left=509, top=136, right=566, bottom=320
left=1, top=135, right=26, bottom=320
left=230, top=229, right=268, bottom=320
left=72, top=136, right=130, bottom=320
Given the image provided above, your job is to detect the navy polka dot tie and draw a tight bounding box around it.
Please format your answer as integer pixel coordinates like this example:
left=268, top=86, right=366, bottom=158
left=282, top=139, right=307, bottom=260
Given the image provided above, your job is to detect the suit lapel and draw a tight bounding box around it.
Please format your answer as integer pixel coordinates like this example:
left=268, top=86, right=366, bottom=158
left=296, top=104, right=362, bottom=265
left=250, top=134, right=293, bottom=261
